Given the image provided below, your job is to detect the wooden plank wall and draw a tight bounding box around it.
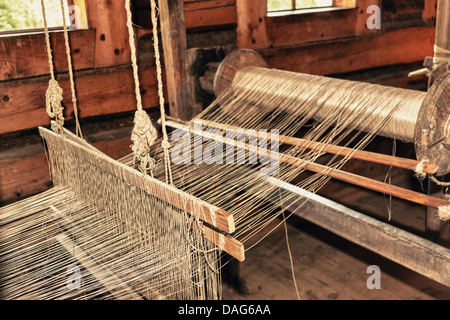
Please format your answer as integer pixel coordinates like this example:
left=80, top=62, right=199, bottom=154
left=0, top=0, right=238, bottom=135
left=0, top=0, right=437, bottom=204
left=237, top=0, right=436, bottom=75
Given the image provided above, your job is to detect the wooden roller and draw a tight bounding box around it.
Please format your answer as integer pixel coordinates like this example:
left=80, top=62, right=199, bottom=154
left=213, top=49, right=450, bottom=176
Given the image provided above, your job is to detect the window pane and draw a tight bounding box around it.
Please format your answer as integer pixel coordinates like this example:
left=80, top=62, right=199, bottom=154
left=268, top=0, right=294, bottom=12
left=295, top=0, right=333, bottom=9
left=0, top=0, right=70, bottom=32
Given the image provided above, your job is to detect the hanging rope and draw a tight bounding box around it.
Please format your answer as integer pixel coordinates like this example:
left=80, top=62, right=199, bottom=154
left=40, top=0, right=64, bottom=133
left=124, top=0, right=158, bottom=175
left=149, top=0, right=174, bottom=185
left=59, top=0, right=83, bottom=138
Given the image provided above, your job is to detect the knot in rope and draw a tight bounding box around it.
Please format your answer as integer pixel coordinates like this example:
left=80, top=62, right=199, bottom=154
left=414, top=159, right=428, bottom=182
left=161, top=139, right=171, bottom=150
left=437, top=206, right=450, bottom=222
left=131, top=110, right=158, bottom=174
left=138, top=154, right=157, bottom=176
left=45, top=79, right=65, bottom=130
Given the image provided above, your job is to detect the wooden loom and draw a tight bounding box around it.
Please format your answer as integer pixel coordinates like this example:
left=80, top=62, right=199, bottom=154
left=1, top=0, right=450, bottom=299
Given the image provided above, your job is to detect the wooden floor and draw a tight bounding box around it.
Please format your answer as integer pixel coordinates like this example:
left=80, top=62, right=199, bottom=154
left=222, top=217, right=450, bottom=300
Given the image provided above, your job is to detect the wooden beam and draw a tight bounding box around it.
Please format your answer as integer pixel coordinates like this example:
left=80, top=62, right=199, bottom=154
left=159, top=0, right=199, bottom=121
left=423, top=0, right=438, bottom=23
left=135, top=0, right=237, bottom=30
left=435, top=0, right=450, bottom=54
left=0, top=65, right=163, bottom=135
left=259, top=26, right=436, bottom=76
left=264, top=176, right=450, bottom=288
left=278, top=151, right=449, bottom=209
left=184, top=0, right=237, bottom=29
left=0, top=29, right=95, bottom=81
left=84, top=0, right=131, bottom=68
left=202, top=226, right=245, bottom=262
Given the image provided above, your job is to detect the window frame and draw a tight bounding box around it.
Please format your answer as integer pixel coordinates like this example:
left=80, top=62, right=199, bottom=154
left=0, top=0, right=89, bottom=36
left=0, top=0, right=94, bottom=82
left=236, top=0, right=376, bottom=50
left=267, top=0, right=337, bottom=14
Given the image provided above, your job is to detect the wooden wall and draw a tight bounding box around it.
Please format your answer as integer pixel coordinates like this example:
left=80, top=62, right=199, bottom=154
left=237, top=0, right=436, bottom=75
left=0, top=0, right=438, bottom=204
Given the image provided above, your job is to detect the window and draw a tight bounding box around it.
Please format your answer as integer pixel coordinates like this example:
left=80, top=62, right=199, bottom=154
left=0, top=0, right=72, bottom=32
left=268, top=0, right=334, bottom=12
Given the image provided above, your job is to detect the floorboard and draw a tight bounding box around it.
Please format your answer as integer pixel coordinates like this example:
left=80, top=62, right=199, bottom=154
left=222, top=217, right=450, bottom=300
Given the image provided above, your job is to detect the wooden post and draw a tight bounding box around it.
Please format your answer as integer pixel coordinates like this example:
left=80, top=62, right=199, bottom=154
left=429, top=0, right=450, bottom=84
left=236, top=0, right=270, bottom=50
left=84, top=0, right=131, bottom=68
left=435, top=0, right=450, bottom=53
left=422, top=0, right=437, bottom=24
left=159, top=0, right=199, bottom=121
left=426, top=0, right=450, bottom=244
